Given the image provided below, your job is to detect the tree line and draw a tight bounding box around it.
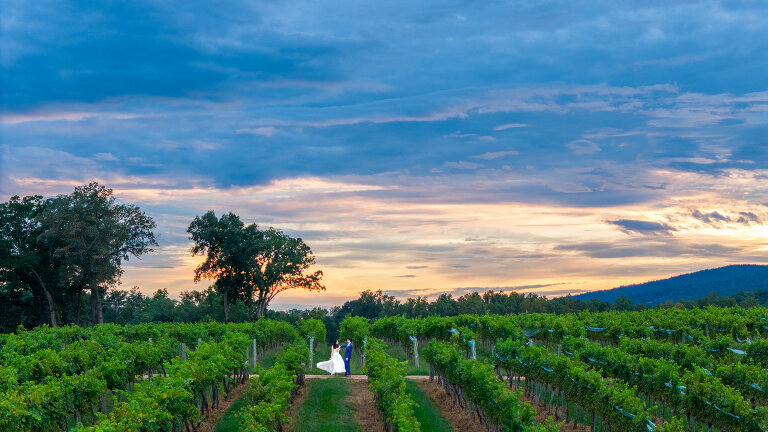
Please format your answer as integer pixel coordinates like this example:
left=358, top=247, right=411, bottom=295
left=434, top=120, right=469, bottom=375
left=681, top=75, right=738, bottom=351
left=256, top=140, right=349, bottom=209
left=0, top=182, right=324, bottom=331
left=4, top=182, right=766, bottom=337
left=17, top=284, right=763, bottom=342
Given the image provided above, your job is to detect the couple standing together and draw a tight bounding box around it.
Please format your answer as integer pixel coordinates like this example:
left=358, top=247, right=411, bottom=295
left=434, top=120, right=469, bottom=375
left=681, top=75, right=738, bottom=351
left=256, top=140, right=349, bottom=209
left=317, top=338, right=353, bottom=376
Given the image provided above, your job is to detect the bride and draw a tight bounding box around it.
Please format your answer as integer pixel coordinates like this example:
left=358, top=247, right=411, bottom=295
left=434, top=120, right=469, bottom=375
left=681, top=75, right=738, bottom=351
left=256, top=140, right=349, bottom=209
left=317, top=340, right=346, bottom=375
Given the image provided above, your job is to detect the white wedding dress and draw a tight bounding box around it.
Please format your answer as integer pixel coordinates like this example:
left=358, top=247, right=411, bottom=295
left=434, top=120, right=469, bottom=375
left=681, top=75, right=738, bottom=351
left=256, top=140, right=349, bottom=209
left=317, top=347, right=346, bottom=374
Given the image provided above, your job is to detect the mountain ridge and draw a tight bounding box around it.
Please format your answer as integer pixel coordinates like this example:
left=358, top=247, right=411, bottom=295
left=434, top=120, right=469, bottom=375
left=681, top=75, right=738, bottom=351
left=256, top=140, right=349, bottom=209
left=572, top=264, right=768, bottom=306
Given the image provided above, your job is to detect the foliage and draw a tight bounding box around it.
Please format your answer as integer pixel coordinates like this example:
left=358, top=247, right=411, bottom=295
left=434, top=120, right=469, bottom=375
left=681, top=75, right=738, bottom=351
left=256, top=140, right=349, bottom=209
left=188, top=210, right=324, bottom=322
left=40, top=182, right=157, bottom=325
left=426, top=340, right=558, bottom=432
left=365, top=338, right=420, bottom=431
left=0, top=195, right=64, bottom=328
left=296, top=318, right=326, bottom=345
left=0, top=320, right=296, bottom=432
left=237, top=339, right=308, bottom=431
left=340, top=316, right=370, bottom=361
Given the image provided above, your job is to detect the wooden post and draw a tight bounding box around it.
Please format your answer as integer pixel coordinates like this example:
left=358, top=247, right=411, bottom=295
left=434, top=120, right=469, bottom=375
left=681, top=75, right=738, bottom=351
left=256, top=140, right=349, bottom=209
left=252, top=339, right=258, bottom=368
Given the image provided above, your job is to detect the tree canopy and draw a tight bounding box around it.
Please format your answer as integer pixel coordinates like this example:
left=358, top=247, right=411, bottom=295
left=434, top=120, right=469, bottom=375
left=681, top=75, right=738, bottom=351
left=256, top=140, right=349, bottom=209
left=0, top=182, right=157, bottom=327
left=188, top=210, right=324, bottom=322
left=0, top=195, right=63, bottom=327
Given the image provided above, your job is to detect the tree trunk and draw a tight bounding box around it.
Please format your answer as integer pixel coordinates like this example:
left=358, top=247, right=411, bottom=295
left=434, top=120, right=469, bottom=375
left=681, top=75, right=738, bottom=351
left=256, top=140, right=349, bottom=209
left=42, top=285, right=58, bottom=327
left=90, top=285, right=103, bottom=325
left=255, top=298, right=268, bottom=320
left=29, top=269, right=58, bottom=327
left=76, top=288, right=83, bottom=326
left=40, top=283, right=59, bottom=327
left=222, top=290, right=230, bottom=323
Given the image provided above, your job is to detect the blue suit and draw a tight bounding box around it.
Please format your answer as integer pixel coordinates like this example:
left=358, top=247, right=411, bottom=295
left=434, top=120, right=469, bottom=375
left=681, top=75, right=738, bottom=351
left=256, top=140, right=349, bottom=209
left=341, top=341, right=353, bottom=375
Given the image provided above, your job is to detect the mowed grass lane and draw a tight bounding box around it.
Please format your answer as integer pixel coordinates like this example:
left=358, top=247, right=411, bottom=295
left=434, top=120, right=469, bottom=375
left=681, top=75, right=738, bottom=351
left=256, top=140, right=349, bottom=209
left=287, top=378, right=361, bottom=432
left=213, top=392, right=250, bottom=432
left=405, top=379, right=454, bottom=431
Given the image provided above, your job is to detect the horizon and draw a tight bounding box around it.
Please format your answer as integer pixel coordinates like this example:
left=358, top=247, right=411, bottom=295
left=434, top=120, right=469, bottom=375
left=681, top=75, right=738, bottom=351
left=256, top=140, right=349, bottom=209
left=2, top=1, right=768, bottom=308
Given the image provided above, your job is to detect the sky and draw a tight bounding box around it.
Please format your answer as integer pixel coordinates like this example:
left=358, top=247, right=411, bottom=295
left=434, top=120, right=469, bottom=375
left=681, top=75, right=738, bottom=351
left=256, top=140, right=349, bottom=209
left=2, top=1, right=768, bottom=309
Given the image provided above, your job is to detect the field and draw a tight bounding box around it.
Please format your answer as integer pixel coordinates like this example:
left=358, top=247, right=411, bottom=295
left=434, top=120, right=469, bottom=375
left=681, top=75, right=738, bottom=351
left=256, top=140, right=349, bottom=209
left=1, top=307, right=767, bottom=432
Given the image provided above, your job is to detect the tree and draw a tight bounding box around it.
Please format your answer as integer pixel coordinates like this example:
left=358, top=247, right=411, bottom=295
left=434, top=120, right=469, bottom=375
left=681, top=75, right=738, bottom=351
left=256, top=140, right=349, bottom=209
left=456, top=292, right=484, bottom=314
left=429, top=293, right=457, bottom=316
left=249, top=227, right=325, bottom=319
left=38, top=182, right=157, bottom=324
left=0, top=195, right=63, bottom=327
left=188, top=211, right=251, bottom=323
left=339, top=290, right=398, bottom=319
left=401, top=297, right=429, bottom=318
left=103, top=286, right=147, bottom=324
left=188, top=211, right=324, bottom=321
left=613, top=295, right=633, bottom=311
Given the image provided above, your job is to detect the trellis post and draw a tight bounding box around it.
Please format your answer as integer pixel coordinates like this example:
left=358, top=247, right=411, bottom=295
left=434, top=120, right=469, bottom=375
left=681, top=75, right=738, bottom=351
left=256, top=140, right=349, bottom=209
left=409, top=335, right=419, bottom=367
left=309, top=336, right=315, bottom=368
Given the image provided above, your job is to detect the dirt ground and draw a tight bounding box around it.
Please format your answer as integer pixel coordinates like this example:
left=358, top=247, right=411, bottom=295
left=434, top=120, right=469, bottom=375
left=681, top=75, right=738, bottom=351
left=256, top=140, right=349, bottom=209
left=513, top=383, right=583, bottom=432
left=199, top=381, right=250, bottom=432
left=417, top=379, right=586, bottom=432
left=348, top=379, right=387, bottom=432
left=415, top=379, right=494, bottom=432
left=283, top=381, right=309, bottom=432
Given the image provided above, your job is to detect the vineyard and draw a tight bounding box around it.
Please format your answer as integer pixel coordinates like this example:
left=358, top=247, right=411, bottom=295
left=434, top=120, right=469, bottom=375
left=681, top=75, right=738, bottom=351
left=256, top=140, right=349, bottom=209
left=1, top=307, right=768, bottom=432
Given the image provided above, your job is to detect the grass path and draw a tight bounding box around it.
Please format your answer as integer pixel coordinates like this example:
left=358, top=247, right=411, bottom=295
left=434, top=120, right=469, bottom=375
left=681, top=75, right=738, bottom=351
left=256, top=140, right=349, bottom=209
left=199, top=381, right=249, bottom=432
left=211, top=388, right=250, bottom=432
left=415, top=379, right=494, bottom=432
left=405, top=379, right=455, bottom=431
left=212, top=377, right=447, bottom=432
left=286, top=378, right=362, bottom=432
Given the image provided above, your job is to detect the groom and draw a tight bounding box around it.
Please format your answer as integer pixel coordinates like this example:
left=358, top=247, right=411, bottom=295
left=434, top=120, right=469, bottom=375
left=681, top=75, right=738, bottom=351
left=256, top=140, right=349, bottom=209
left=340, top=338, right=353, bottom=376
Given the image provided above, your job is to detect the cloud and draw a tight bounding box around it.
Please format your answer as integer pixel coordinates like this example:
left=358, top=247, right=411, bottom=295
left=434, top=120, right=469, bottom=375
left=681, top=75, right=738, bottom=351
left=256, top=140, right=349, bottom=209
left=472, top=149, right=520, bottom=160
left=406, top=265, right=428, bottom=269
left=691, top=209, right=730, bottom=224
left=93, top=152, right=119, bottom=161
left=382, top=282, right=570, bottom=298
left=493, top=123, right=527, bottom=131
left=236, top=126, right=279, bottom=136
left=607, top=219, right=675, bottom=234
left=394, top=274, right=417, bottom=278
left=566, top=140, right=601, bottom=155
left=445, top=131, right=495, bottom=141
left=154, top=140, right=222, bottom=151
left=443, top=161, right=481, bottom=170
left=549, top=182, right=592, bottom=193
left=555, top=241, right=741, bottom=259
left=737, top=212, right=761, bottom=224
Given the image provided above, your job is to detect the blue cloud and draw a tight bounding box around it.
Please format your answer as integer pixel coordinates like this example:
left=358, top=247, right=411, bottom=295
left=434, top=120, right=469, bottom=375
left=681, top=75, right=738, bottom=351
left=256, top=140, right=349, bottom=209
left=608, top=219, right=675, bottom=234
left=1, top=0, right=767, bottom=203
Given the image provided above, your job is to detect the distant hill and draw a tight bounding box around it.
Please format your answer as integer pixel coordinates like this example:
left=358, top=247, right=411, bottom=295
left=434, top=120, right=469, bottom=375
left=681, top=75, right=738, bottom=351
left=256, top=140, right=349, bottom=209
left=573, top=264, right=768, bottom=306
